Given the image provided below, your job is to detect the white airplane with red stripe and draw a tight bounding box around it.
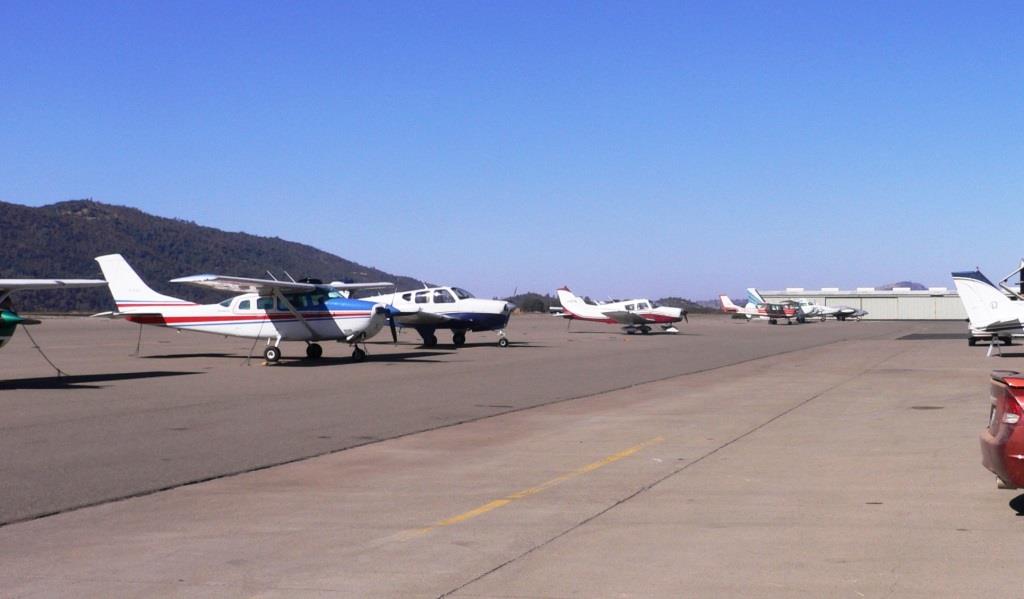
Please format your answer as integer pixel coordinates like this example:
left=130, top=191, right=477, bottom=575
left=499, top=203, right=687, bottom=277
left=94, top=254, right=399, bottom=363
left=555, top=287, right=686, bottom=334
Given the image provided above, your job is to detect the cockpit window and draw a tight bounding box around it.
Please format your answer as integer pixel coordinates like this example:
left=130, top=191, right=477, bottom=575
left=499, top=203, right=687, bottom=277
left=452, top=287, right=473, bottom=299
left=402, top=293, right=412, bottom=301
left=219, top=298, right=232, bottom=308
left=415, top=291, right=430, bottom=304
left=637, top=302, right=650, bottom=310
left=625, top=304, right=635, bottom=311
left=238, top=299, right=251, bottom=311
left=433, top=289, right=455, bottom=303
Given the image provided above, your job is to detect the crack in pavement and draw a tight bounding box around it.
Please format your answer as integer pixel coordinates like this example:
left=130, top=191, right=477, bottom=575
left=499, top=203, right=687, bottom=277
left=438, top=345, right=910, bottom=598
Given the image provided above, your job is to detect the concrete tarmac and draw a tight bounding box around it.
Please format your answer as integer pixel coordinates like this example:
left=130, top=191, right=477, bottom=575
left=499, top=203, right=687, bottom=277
left=1, top=314, right=909, bottom=525
left=1, top=315, right=1019, bottom=597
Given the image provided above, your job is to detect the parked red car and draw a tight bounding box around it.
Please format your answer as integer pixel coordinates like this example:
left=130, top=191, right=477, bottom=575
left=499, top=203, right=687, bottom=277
left=981, top=370, right=1024, bottom=488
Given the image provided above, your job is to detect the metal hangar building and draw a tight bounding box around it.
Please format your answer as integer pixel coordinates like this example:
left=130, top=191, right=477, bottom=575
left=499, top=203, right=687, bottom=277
left=757, top=287, right=966, bottom=320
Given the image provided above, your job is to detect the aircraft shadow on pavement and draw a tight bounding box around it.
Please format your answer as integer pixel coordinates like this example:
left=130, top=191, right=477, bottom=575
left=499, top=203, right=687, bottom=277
left=568, top=330, right=700, bottom=337
left=140, top=352, right=237, bottom=359
left=0, top=370, right=203, bottom=391
left=275, top=350, right=454, bottom=367
left=439, top=341, right=545, bottom=349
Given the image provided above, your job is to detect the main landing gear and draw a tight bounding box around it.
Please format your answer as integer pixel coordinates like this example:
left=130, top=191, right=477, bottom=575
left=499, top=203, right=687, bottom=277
left=453, top=331, right=466, bottom=347
left=305, top=343, right=323, bottom=360
left=625, top=325, right=652, bottom=335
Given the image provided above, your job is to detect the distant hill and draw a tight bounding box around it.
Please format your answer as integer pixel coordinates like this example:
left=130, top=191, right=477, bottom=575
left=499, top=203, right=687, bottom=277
left=877, top=281, right=928, bottom=291
left=0, top=199, right=424, bottom=312
left=652, top=297, right=717, bottom=314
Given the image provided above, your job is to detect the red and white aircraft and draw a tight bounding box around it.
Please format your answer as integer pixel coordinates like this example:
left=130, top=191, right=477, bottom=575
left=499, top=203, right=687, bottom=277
left=718, top=292, right=800, bottom=324
left=94, top=254, right=399, bottom=363
left=555, top=287, right=686, bottom=334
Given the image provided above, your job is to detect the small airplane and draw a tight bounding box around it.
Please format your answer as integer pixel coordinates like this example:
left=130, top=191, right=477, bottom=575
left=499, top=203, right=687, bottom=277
left=765, top=294, right=867, bottom=322
left=358, top=286, right=515, bottom=347
left=952, top=268, right=1024, bottom=349
left=0, top=278, right=107, bottom=351
left=94, top=254, right=401, bottom=363
left=718, top=289, right=800, bottom=324
left=555, top=287, right=686, bottom=334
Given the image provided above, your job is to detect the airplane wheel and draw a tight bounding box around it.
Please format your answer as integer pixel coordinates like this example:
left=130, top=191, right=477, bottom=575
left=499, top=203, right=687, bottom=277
left=769, top=319, right=777, bottom=325
left=626, top=328, right=636, bottom=335
left=351, top=347, right=367, bottom=362
left=968, top=337, right=977, bottom=347
left=305, top=343, right=323, bottom=359
left=641, top=327, right=651, bottom=335
left=498, top=337, right=509, bottom=348
left=423, top=334, right=438, bottom=348
left=453, top=332, right=466, bottom=347
left=264, top=346, right=281, bottom=363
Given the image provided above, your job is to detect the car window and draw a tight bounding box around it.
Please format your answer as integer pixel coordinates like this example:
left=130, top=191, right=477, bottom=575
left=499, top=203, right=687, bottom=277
left=433, top=289, right=455, bottom=303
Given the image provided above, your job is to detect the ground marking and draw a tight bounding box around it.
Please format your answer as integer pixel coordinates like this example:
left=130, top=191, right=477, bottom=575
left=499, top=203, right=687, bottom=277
left=395, top=436, right=665, bottom=541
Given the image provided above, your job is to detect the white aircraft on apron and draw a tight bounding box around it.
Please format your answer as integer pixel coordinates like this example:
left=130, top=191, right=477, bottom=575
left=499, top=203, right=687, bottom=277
left=95, top=254, right=399, bottom=363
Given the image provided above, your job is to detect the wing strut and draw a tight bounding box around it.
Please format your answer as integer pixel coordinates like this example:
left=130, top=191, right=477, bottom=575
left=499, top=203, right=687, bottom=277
left=273, top=289, right=318, bottom=340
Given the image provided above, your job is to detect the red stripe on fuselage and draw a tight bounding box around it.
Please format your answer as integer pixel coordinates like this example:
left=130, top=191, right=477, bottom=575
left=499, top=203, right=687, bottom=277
left=125, top=311, right=372, bottom=326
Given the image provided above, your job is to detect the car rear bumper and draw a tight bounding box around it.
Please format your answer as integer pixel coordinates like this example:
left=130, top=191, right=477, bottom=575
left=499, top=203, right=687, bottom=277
left=980, top=428, right=1024, bottom=488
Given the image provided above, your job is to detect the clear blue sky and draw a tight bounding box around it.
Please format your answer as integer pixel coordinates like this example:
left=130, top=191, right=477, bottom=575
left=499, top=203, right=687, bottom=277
left=2, top=1, right=1021, bottom=299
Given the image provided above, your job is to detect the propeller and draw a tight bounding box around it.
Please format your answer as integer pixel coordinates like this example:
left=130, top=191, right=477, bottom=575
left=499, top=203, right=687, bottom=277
left=375, top=304, right=398, bottom=344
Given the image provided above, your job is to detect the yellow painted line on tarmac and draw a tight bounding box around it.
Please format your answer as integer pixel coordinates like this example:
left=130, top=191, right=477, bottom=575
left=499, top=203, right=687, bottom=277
left=399, top=436, right=665, bottom=540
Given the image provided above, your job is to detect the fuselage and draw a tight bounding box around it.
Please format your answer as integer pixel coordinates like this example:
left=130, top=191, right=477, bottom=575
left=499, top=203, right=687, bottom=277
left=560, top=295, right=684, bottom=324
left=117, top=289, right=388, bottom=342
left=362, top=286, right=513, bottom=332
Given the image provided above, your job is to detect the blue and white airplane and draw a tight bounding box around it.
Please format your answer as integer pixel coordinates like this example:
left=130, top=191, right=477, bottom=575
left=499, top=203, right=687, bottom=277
left=359, top=286, right=515, bottom=347
left=95, top=254, right=400, bottom=363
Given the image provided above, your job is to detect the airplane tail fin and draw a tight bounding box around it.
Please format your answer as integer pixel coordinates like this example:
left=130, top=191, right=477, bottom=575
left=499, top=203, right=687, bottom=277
left=719, top=294, right=739, bottom=312
left=952, top=270, right=1022, bottom=332
left=556, top=286, right=583, bottom=307
left=746, top=287, right=766, bottom=306
left=95, top=254, right=189, bottom=313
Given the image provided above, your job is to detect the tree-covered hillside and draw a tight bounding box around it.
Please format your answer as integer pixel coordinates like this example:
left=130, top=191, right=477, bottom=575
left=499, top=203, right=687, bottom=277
left=1, top=199, right=424, bottom=312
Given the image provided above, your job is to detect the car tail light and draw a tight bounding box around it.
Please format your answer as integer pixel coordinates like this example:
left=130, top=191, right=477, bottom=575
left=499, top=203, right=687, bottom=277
left=1002, top=380, right=1024, bottom=424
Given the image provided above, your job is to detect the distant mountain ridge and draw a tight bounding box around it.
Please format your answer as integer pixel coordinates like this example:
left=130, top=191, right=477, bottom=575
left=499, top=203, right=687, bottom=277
left=0, top=199, right=424, bottom=312
left=877, top=281, right=928, bottom=291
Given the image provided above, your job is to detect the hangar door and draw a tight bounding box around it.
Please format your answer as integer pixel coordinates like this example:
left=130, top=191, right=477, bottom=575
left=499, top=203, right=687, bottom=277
left=898, top=297, right=938, bottom=319
left=860, top=297, right=896, bottom=319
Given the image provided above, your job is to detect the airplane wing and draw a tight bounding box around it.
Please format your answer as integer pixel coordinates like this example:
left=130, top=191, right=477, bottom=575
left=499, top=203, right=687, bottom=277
left=601, top=311, right=653, bottom=325
left=976, top=319, right=1024, bottom=333
left=170, top=274, right=317, bottom=295
left=0, top=279, right=106, bottom=292
left=328, top=281, right=395, bottom=292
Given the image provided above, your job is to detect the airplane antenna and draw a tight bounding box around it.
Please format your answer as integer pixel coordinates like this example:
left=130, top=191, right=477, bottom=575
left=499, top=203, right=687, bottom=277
left=266, top=271, right=279, bottom=281
left=283, top=271, right=297, bottom=283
